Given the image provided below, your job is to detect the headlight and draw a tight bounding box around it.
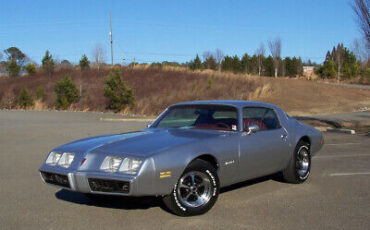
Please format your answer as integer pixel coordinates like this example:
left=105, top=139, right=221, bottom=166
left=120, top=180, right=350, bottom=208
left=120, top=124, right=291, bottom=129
left=119, top=158, right=143, bottom=174
left=58, top=152, right=75, bottom=168
left=45, top=152, right=62, bottom=165
left=100, top=157, right=122, bottom=172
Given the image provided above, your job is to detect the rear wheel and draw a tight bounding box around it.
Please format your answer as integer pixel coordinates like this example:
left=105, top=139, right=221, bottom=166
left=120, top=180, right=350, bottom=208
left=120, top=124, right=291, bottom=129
left=163, top=159, right=219, bottom=216
left=282, top=140, right=311, bottom=183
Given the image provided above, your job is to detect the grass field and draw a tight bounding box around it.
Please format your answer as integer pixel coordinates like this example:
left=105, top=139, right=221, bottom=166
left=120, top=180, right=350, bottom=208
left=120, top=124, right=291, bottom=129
left=0, top=66, right=369, bottom=116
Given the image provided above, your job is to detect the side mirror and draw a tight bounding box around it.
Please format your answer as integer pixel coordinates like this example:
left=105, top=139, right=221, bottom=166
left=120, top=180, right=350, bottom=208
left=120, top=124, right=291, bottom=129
left=246, top=124, right=260, bottom=135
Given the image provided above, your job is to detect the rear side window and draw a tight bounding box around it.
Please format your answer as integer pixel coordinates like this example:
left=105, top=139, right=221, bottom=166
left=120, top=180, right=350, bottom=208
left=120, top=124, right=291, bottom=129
left=242, top=107, right=281, bottom=131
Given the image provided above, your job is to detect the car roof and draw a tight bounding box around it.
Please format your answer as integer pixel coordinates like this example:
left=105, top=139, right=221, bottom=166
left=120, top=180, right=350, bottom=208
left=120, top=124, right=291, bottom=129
left=171, top=100, right=280, bottom=110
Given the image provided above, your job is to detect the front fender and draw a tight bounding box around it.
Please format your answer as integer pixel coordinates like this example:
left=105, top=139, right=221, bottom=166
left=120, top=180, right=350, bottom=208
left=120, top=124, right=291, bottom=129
left=146, top=147, right=203, bottom=195
left=142, top=133, right=239, bottom=195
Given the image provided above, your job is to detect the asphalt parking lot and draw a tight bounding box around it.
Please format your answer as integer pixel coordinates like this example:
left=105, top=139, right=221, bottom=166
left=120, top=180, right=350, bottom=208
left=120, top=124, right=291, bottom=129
left=0, top=110, right=369, bottom=230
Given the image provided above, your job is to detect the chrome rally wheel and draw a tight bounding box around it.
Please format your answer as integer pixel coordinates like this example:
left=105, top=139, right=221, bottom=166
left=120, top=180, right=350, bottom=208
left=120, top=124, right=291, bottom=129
left=282, top=140, right=311, bottom=184
left=177, top=171, right=212, bottom=208
left=163, top=159, right=219, bottom=216
left=296, top=146, right=310, bottom=180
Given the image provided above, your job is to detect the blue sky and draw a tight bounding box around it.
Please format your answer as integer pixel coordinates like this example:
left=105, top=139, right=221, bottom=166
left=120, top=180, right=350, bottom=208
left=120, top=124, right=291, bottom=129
left=0, top=0, right=360, bottom=64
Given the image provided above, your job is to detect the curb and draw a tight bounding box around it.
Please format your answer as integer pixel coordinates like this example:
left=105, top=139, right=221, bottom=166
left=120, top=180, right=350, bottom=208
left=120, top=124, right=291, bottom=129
left=100, top=117, right=154, bottom=122
left=326, top=128, right=356, bottom=135
left=314, top=127, right=330, bottom=132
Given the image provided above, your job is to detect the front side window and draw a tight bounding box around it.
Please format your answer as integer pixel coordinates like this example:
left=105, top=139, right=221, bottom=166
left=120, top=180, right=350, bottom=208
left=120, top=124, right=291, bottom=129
left=153, top=105, right=238, bottom=131
left=242, top=107, right=281, bottom=131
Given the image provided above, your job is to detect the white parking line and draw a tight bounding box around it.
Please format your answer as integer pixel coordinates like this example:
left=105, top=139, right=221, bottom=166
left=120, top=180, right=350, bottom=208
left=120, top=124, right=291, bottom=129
left=325, top=143, right=362, bottom=145
left=315, top=154, right=370, bottom=159
left=329, top=172, right=370, bottom=176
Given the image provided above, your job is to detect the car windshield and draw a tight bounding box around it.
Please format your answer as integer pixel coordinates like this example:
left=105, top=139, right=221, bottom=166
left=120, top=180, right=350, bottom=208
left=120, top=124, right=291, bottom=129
left=153, top=105, right=238, bottom=131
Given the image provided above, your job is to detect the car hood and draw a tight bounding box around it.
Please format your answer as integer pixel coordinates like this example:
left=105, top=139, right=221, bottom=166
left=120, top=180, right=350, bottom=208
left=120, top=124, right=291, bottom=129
left=54, top=128, right=224, bottom=157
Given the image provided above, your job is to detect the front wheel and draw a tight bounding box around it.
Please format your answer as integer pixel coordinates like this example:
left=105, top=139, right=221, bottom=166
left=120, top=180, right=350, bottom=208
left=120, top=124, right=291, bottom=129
left=163, top=159, right=219, bottom=216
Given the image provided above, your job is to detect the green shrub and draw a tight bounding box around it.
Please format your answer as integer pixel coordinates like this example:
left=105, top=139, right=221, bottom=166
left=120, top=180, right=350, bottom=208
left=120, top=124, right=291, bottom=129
left=18, top=88, right=34, bottom=108
left=36, top=86, right=45, bottom=101
left=42, top=50, right=54, bottom=76
left=103, top=68, right=134, bottom=112
left=189, top=54, right=203, bottom=70
left=322, top=60, right=337, bottom=78
left=25, top=63, right=37, bottom=75
left=79, top=54, right=90, bottom=71
left=7, top=59, right=20, bottom=77
left=54, top=77, right=79, bottom=109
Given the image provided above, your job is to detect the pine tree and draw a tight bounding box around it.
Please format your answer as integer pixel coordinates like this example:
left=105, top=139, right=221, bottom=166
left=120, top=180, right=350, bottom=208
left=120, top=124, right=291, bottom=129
left=232, top=55, right=242, bottom=73
left=203, top=56, right=217, bottom=70
left=42, top=50, right=54, bottom=77
left=7, top=59, right=20, bottom=77
left=264, top=56, right=274, bottom=77
left=221, top=56, right=234, bottom=72
left=241, top=53, right=250, bottom=73
left=104, top=68, right=135, bottom=112
left=79, top=54, right=90, bottom=71
left=190, top=54, right=203, bottom=70
left=54, top=77, right=79, bottom=109
left=25, top=63, right=37, bottom=75
left=18, top=88, right=34, bottom=108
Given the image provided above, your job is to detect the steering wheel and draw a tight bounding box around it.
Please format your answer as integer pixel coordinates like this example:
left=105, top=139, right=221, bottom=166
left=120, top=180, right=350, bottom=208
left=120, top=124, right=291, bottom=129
left=215, top=123, right=230, bottom=130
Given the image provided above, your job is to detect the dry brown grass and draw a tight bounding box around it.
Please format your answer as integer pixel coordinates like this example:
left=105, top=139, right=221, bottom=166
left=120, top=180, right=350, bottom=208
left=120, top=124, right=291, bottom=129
left=255, top=77, right=370, bottom=115
left=0, top=68, right=369, bottom=116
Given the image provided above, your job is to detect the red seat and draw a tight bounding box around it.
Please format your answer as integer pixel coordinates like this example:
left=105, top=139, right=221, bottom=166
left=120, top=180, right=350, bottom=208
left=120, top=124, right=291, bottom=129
left=243, top=119, right=267, bottom=131
left=194, top=123, right=231, bottom=131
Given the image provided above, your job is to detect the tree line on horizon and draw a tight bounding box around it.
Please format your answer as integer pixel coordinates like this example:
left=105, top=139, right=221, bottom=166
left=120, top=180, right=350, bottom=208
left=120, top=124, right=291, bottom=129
left=0, top=39, right=368, bottom=82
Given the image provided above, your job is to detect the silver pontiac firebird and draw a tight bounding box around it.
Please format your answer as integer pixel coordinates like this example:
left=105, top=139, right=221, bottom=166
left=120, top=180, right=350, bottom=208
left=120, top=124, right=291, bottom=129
left=39, top=100, right=324, bottom=216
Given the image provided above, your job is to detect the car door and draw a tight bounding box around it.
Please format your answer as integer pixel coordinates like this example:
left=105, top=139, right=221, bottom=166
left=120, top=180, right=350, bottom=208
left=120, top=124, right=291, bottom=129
left=238, top=107, right=290, bottom=181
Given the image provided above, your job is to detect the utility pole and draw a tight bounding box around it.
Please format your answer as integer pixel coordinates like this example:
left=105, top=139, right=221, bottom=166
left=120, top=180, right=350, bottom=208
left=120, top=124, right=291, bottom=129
left=109, top=12, right=114, bottom=67
left=337, top=51, right=341, bottom=82
left=133, top=57, right=136, bottom=68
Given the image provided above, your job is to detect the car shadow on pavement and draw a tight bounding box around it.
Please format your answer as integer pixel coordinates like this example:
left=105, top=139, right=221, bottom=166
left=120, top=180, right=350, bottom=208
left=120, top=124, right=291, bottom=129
left=55, top=189, right=167, bottom=211
left=220, top=173, right=282, bottom=194
left=55, top=173, right=283, bottom=211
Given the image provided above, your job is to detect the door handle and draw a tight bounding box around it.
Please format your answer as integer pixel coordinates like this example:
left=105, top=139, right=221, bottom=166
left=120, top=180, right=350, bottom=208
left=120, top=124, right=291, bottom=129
left=280, top=134, right=288, bottom=139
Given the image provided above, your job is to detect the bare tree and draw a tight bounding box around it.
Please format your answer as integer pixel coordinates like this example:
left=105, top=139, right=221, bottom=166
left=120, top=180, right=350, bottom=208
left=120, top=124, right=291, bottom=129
left=335, top=44, right=344, bottom=82
left=92, top=43, right=106, bottom=70
left=268, top=37, right=281, bottom=78
left=0, top=51, right=3, bottom=61
left=256, top=43, right=265, bottom=76
left=215, top=49, right=224, bottom=71
left=352, top=0, right=370, bottom=49
left=202, top=51, right=212, bottom=61
left=353, top=37, right=370, bottom=63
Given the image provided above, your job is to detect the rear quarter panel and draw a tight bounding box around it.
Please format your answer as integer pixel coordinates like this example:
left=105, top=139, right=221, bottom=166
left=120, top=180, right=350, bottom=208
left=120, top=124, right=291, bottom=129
left=286, top=117, right=323, bottom=157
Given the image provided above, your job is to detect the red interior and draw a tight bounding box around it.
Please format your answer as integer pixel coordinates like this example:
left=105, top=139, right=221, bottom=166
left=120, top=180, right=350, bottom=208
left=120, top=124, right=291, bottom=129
left=194, top=123, right=232, bottom=131
left=243, top=119, right=267, bottom=131
left=193, top=119, right=267, bottom=131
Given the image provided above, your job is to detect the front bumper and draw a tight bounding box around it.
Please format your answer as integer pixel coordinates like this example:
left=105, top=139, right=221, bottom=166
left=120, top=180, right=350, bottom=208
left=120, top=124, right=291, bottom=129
left=39, top=165, right=141, bottom=196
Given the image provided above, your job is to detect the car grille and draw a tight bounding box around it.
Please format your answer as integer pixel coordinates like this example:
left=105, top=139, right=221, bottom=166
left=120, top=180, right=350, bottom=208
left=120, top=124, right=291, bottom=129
left=88, top=178, right=130, bottom=194
left=41, top=171, right=70, bottom=188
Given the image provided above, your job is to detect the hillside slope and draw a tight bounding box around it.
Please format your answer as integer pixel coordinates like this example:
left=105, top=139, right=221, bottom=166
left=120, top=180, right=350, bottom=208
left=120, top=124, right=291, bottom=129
left=0, top=66, right=369, bottom=116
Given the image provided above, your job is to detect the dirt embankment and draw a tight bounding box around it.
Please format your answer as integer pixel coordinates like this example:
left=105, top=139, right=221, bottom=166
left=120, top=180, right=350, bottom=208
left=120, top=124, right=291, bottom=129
left=0, top=66, right=369, bottom=116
